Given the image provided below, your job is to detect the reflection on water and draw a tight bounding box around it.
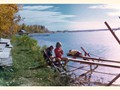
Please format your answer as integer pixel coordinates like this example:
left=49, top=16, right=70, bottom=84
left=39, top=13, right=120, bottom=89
left=32, top=31, right=120, bottom=85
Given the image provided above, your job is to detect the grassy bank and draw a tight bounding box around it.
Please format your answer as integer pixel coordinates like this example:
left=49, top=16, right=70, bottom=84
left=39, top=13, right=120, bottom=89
left=0, top=35, right=71, bottom=86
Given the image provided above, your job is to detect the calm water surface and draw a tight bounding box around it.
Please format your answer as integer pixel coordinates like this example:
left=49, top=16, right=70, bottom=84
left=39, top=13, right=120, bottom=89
left=32, top=31, right=120, bottom=85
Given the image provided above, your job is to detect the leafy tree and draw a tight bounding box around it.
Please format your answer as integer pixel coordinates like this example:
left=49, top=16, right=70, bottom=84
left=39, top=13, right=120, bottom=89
left=0, top=4, right=22, bottom=38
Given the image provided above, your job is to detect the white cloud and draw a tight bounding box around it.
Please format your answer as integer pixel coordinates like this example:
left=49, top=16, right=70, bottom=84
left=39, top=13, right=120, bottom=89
left=89, top=5, right=120, bottom=10
left=107, top=11, right=120, bottom=16
left=23, top=5, right=54, bottom=11
left=69, top=21, right=106, bottom=30
left=68, top=19, right=120, bottom=30
left=89, top=5, right=120, bottom=16
left=19, top=5, right=76, bottom=26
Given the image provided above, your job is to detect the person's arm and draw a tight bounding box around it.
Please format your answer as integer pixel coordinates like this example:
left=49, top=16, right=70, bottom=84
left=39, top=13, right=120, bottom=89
left=60, top=48, right=63, bottom=55
left=61, top=50, right=63, bottom=54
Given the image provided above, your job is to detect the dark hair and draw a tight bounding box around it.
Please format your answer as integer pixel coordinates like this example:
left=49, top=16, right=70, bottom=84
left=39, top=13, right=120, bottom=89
left=50, top=45, right=54, bottom=49
left=56, top=42, right=62, bottom=48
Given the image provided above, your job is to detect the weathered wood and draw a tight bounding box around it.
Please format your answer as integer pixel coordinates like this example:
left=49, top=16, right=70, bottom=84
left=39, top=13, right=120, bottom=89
left=0, top=38, right=13, bottom=48
left=68, top=66, right=88, bottom=72
left=0, top=52, right=10, bottom=58
left=0, top=38, right=13, bottom=66
left=0, top=44, right=6, bottom=51
left=79, top=65, right=98, bottom=77
left=80, top=68, right=118, bottom=76
left=81, top=47, right=90, bottom=57
left=79, top=55, right=120, bottom=63
left=104, top=21, right=120, bottom=45
left=81, top=47, right=96, bottom=75
left=107, top=73, right=120, bottom=86
left=74, top=64, right=98, bottom=86
left=68, top=58, right=120, bottom=68
left=0, top=56, right=12, bottom=66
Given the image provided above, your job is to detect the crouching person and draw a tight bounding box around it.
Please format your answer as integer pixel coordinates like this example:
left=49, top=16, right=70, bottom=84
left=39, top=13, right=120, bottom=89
left=43, top=45, right=54, bottom=65
left=45, top=45, right=54, bottom=60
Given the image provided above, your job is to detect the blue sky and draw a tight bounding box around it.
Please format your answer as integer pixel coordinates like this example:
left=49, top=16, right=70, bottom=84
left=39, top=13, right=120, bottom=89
left=18, top=4, right=120, bottom=31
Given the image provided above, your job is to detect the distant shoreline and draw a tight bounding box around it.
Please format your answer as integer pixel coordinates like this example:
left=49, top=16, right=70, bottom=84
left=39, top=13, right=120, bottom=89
left=28, top=28, right=120, bottom=35
left=28, top=33, right=50, bottom=37
left=55, top=28, right=120, bottom=33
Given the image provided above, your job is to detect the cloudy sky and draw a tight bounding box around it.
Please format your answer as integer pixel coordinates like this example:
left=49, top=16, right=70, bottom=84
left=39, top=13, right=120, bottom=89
left=18, top=4, right=120, bottom=31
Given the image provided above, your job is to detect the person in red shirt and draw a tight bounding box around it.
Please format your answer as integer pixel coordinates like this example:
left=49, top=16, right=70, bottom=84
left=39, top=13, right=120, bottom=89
left=54, top=42, right=68, bottom=66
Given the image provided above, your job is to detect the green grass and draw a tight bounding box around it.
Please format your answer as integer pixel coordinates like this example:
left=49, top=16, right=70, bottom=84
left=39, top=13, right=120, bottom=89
left=0, top=35, right=71, bottom=86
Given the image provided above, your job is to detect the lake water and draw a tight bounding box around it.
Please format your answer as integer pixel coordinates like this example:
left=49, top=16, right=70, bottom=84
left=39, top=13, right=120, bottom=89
left=31, top=31, right=120, bottom=85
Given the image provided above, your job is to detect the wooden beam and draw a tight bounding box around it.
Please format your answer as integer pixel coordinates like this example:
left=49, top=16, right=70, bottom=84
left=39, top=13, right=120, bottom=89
left=104, top=21, right=120, bottom=45
left=79, top=55, right=120, bottom=64
left=81, top=47, right=90, bottom=57
left=107, top=73, right=120, bottom=86
left=68, top=58, right=120, bottom=68
left=81, top=47, right=96, bottom=75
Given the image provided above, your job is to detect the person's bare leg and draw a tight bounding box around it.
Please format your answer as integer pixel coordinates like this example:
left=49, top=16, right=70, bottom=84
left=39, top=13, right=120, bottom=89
left=61, top=57, right=69, bottom=66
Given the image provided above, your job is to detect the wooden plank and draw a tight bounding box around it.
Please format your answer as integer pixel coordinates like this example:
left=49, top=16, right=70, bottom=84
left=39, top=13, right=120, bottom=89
left=68, top=58, right=120, bottom=68
left=79, top=55, right=120, bottom=64
left=0, top=38, right=12, bottom=48
left=0, top=52, right=10, bottom=58
left=81, top=47, right=90, bottom=57
left=0, top=44, right=6, bottom=51
left=0, top=56, right=12, bottom=66
left=104, top=21, right=120, bottom=45
left=0, top=42, right=7, bottom=44
left=0, top=38, right=10, bottom=43
left=3, top=48, right=11, bottom=52
left=107, top=73, right=120, bottom=86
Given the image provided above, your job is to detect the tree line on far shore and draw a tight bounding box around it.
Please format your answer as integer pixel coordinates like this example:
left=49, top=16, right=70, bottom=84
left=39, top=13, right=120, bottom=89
left=18, top=23, right=49, bottom=34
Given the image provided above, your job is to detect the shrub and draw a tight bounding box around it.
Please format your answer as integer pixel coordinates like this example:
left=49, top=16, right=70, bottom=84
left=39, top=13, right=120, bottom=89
left=11, top=35, right=46, bottom=69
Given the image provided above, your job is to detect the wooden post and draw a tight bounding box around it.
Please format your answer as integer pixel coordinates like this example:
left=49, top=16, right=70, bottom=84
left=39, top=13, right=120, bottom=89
left=81, top=47, right=94, bottom=62
left=107, top=73, right=120, bottom=86
left=81, top=47, right=90, bottom=57
left=104, top=21, right=120, bottom=45
left=81, top=47, right=95, bottom=74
